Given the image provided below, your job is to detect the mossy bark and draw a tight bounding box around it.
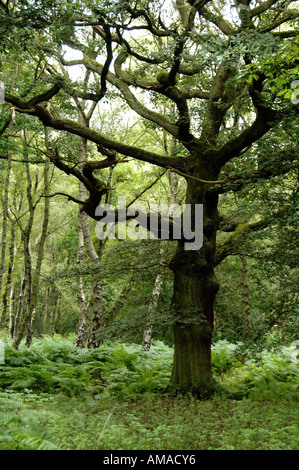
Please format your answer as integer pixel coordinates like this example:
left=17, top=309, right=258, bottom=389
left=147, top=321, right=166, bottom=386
left=169, top=175, right=220, bottom=397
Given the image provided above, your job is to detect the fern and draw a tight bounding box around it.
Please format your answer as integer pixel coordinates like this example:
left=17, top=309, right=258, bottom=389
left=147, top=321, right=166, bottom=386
left=0, top=431, right=57, bottom=450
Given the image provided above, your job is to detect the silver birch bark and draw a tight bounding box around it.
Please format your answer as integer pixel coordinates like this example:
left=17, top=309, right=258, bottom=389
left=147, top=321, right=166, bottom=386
left=13, top=277, right=26, bottom=344
left=81, top=209, right=103, bottom=349
left=142, top=243, right=165, bottom=351
left=2, top=220, right=16, bottom=333
left=74, top=208, right=88, bottom=347
left=0, top=124, right=13, bottom=327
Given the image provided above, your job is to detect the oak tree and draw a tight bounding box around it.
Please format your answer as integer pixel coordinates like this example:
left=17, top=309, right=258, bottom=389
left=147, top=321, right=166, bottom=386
left=1, top=0, right=298, bottom=396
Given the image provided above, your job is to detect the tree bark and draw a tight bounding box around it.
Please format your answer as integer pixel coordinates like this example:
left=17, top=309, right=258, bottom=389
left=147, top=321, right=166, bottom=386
left=8, top=282, right=16, bottom=339
left=13, top=277, right=26, bottom=344
left=74, top=211, right=88, bottom=348
left=169, top=177, right=219, bottom=397
left=1, top=220, right=16, bottom=333
left=142, top=259, right=164, bottom=351
left=73, top=128, right=89, bottom=348
left=87, top=276, right=103, bottom=349
left=0, top=126, right=12, bottom=326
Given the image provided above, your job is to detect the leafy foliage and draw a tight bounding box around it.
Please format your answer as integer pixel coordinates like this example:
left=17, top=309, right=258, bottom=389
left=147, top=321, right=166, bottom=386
left=0, top=336, right=298, bottom=450
left=0, top=335, right=298, bottom=403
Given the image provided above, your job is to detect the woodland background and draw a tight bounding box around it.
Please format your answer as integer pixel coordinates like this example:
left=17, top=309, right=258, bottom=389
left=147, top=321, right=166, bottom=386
left=0, top=0, right=298, bottom=450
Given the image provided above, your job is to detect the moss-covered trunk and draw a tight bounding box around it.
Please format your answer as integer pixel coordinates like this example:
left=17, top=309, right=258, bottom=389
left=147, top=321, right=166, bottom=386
left=169, top=175, right=219, bottom=397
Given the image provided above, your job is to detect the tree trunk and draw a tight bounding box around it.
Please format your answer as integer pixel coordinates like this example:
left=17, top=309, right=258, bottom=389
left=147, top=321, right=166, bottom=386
left=240, top=254, right=251, bottom=334
left=12, top=236, right=32, bottom=350
left=73, top=107, right=90, bottom=347
left=0, top=129, right=12, bottom=324
left=142, top=266, right=164, bottom=351
left=87, top=277, right=103, bottom=349
left=13, top=277, right=26, bottom=344
left=0, top=218, right=16, bottom=329
left=170, top=250, right=219, bottom=397
left=169, top=177, right=219, bottom=397
left=8, top=282, right=16, bottom=339
left=142, top=240, right=167, bottom=351
left=74, top=212, right=88, bottom=348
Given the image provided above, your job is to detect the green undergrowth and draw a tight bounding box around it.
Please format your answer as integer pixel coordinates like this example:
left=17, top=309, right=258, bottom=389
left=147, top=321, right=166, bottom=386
left=0, top=334, right=298, bottom=450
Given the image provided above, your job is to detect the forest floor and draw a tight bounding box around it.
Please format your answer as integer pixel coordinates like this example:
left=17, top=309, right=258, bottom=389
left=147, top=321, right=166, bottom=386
left=0, top=335, right=298, bottom=450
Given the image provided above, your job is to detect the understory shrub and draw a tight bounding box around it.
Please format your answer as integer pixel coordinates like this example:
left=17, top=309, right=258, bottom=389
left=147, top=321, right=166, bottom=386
left=221, top=347, right=299, bottom=401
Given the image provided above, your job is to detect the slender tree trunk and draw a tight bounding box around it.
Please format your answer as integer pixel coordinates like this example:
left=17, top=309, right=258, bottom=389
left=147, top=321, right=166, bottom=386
left=84, top=224, right=104, bottom=349
left=0, top=128, right=12, bottom=324
left=74, top=210, right=88, bottom=347
left=142, top=247, right=165, bottom=351
left=1, top=220, right=16, bottom=330
left=13, top=277, right=26, bottom=344
left=12, top=237, right=32, bottom=349
left=240, top=254, right=251, bottom=334
left=8, top=282, right=16, bottom=339
left=73, top=116, right=89, bottom=347
left=87, top=275, right=103, bottom=349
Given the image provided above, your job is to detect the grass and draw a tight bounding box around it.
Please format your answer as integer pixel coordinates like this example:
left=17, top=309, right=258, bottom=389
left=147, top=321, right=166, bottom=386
left=0, top=334, right=298, bottom=450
